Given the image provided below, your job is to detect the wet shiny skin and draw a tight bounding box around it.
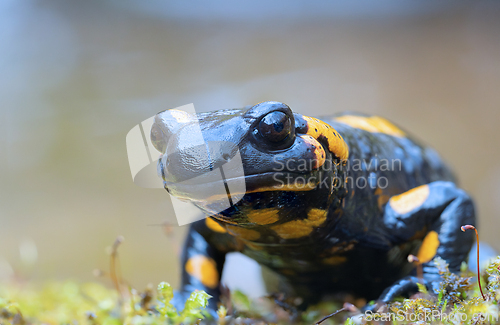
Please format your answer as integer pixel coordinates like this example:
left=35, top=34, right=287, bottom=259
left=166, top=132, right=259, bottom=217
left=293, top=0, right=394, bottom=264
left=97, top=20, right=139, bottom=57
left=152, top=101, right=475, bottom=309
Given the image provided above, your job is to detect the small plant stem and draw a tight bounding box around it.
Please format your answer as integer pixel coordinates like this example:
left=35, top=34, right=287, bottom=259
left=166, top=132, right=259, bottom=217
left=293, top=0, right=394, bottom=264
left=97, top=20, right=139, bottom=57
left=461, top=225, right=486, bottom=301
left=315, top=307, right=345, bottom=325
left=110, top=236, right=124, bottom=295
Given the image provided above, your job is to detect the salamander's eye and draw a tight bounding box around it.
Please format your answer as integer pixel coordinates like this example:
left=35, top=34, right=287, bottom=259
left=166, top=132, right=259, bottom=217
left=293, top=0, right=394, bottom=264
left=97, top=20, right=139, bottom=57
left=258, top=111, right=292, bottom=143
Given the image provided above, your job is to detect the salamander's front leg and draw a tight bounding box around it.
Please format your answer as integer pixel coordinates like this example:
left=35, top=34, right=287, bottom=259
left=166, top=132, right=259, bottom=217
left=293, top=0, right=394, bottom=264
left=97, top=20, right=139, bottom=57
left=379, top=181, right=475, bottom=303
left=177, top=218, right=238, bottom=310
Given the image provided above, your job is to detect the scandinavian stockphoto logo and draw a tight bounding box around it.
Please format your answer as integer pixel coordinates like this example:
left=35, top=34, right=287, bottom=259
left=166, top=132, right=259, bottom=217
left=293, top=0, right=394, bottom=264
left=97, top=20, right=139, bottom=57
left=271, top=156, right=403, bottom=191
left=126, top=104, right=246, bottom=226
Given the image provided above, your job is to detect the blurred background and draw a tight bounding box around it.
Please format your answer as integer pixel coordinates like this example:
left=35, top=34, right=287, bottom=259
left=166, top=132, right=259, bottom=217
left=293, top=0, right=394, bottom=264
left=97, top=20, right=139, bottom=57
left=1, top=0, right=500, bottom=293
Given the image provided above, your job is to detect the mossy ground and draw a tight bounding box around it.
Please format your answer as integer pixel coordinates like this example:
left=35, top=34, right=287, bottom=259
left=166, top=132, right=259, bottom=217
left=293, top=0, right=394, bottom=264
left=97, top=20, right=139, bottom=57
left=1, top=255, right=500, bottom=325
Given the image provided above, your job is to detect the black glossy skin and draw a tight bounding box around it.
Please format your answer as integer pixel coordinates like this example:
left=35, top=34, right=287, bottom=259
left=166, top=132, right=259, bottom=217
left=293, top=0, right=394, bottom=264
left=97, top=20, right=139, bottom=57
left=151, top=101, right=475, bottom=310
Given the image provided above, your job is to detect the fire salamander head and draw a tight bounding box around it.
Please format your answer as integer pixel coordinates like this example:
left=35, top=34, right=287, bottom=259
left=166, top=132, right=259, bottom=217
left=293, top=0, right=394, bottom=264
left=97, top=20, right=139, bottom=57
left=151, top=101, right=348, bottom=237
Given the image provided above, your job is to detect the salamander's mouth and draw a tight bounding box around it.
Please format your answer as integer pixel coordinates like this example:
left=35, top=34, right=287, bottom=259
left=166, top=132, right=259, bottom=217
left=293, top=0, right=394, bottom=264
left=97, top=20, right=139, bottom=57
left=164, top=170, right=323, bottom=204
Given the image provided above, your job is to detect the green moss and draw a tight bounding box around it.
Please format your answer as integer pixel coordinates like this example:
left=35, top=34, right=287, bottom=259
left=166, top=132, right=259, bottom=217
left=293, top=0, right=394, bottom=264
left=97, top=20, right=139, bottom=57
left=0, top=281, right=211, bottom=325
left=354, top=257, right=500, bottom=325
left=2, top=257, right=500, bottom=324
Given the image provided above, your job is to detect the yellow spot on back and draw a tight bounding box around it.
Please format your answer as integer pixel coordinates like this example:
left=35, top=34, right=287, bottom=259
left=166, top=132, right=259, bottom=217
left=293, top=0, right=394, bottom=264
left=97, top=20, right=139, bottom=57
left=335, top=115, right=405, bottom=138
left=416, top=231, right=440, bottom=263
left=389, top=184, right=430, bottom=214
left=323, top=256, right=347, bottom=265
left=303, top=116, right=349, bottom=160
left=185, top=255, right=219, bottom=289
left=226, top=225, right=261, bottom=241
left=271, top=208, right=328, bottom=239
left=205, top=218, right=227, bottom=233
left=247, top=208, right=280, bottom=225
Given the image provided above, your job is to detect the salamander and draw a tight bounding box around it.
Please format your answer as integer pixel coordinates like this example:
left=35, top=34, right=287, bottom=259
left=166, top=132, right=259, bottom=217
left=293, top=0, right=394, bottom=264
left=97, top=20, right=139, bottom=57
left=150, top=101, right=475, bottom=311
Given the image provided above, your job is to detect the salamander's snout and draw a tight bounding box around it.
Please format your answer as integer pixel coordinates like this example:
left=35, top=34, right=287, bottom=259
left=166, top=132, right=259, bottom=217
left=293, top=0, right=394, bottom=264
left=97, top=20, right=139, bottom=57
left=151, top=109, right=196, bottom=154
left=150, top=108, right=245, bottom=204
left=150, top=109, right=206, bottom=184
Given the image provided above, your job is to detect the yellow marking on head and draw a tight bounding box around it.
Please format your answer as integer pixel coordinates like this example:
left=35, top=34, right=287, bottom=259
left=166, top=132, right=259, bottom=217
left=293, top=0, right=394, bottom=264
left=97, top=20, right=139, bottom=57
left=226, top=225, right=261, bottom=241
left=323, top=256, right=347, bottom=265
left=185, top=255, right=219, bottom=289
left=298, top=135, right=326, bottom=169
left=302, top=116, right=349, bottom=160
left=247, top=208, right=280, bottom=225
left=389, top=184, right=430, bottom=214
left=205, top=218, right=227, bottom=233
left=271, top=208, right=328, bottom=239
left=335, top=115, right=405, bottom=138
left=416, top=230, right=440, bottom=263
